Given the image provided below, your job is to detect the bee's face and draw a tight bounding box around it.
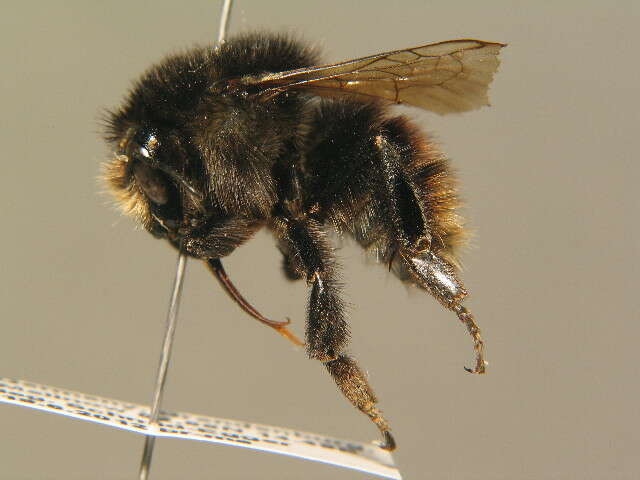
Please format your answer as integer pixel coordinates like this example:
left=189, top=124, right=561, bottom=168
left=103, top=126, right=196, bottom=239
left=103, top=122, right=261, bottom=259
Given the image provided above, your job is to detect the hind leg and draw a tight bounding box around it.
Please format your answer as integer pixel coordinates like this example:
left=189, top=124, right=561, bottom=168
left=400, top=251, right=486, bottom=373
left=373, top=124, right=486, bottom=373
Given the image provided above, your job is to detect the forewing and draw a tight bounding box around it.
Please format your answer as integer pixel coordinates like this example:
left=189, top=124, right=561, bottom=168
left=251, top=39, right=505, bottom=114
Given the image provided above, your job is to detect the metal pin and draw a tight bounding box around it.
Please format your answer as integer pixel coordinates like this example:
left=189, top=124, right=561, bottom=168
left=217, top=0, right=233, bottom=45
left=137, top=2, right=234, bottom=479
left=138, top=251, right=187, bottom=480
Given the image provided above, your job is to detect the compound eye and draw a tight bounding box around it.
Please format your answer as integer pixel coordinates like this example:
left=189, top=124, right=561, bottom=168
left=133, top=161, right=169, bottom=205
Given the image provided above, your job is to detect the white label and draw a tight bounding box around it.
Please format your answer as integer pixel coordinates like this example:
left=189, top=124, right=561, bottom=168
left=0, top=377, right=401, bottom=479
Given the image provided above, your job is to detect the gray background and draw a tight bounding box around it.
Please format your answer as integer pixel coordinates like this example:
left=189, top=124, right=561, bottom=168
left=1, top=1, right=638, bottom=479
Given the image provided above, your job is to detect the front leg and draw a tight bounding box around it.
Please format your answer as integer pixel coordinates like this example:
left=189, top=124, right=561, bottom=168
left=206, top=259, right=303, bottom=346
left=272, top=215, right=395, bottom=450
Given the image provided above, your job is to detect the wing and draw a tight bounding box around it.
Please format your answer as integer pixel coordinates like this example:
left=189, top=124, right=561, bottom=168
left=244, top=39, right=505, bottom=114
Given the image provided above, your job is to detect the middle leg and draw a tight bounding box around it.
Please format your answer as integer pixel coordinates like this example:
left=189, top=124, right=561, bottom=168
left=271, top=214, right=395, bottom=450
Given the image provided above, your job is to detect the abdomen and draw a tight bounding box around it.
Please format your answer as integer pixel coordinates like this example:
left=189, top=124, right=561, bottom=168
left=303, top=99, right=467, bottom=267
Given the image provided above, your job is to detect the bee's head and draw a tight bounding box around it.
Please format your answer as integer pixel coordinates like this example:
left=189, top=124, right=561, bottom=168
left=102, top=123, right=205, bottom=239
left=102, top=121, right=259, bottom=259
left=101, top=44, right=270, bottom=258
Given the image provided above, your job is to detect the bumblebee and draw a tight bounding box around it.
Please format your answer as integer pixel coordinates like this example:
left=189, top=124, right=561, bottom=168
left=104, top=33, right=504, bottom=449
